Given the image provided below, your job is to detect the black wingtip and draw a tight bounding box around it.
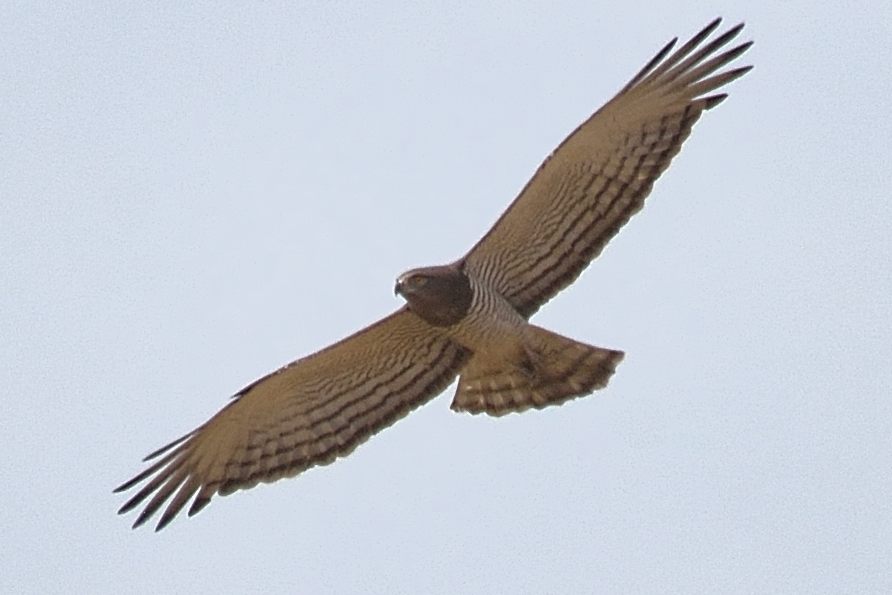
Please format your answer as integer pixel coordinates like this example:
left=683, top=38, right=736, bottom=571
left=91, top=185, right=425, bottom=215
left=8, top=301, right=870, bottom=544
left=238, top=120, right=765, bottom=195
left=732, top=41, right=755, bottom=58
left=621, top=36, right=678, bottom=93
left=188, top=495, right=212, bottom=517
left=117, top=493, right=141, bottom=515
left=721, top=64, right=755, bottom=85
left=726, top=21, right=746, bottom=38
left=155, top=515, right=174, bottom=532
left=132, top=509, right=152, bottom=529
left=703, top=94, right=728, bottom=109
left=699, top=17, right=724, bottom=41
left=653, top=37, right=679, bottom=65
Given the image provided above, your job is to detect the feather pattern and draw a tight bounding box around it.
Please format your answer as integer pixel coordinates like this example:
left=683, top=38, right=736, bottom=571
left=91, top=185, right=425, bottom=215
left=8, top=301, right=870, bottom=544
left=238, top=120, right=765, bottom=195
left=115, top=308, right=468, bottom=530
left=463, top=19, right=752, bottom=317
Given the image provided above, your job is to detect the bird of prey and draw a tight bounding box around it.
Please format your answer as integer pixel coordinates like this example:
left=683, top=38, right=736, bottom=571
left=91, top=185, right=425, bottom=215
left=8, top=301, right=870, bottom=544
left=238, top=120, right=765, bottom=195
left=116, top=18, right=752, bottom=530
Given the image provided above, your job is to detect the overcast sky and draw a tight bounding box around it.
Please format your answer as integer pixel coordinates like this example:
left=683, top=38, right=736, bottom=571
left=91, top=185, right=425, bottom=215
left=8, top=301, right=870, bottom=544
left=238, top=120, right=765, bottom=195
left=2, top=2, right=890, bottom=593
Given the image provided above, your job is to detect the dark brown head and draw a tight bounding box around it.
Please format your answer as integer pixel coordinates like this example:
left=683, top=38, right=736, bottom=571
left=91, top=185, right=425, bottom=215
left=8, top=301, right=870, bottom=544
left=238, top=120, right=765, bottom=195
left=395, top=264, right=473, bottom=327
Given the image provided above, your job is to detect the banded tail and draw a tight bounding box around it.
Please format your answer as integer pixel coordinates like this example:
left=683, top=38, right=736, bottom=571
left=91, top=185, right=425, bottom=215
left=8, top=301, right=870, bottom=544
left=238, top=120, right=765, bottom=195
left=451, top=325, right=624, bottom=416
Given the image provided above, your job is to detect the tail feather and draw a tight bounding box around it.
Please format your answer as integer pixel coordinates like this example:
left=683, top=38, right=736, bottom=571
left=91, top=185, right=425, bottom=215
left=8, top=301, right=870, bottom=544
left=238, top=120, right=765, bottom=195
left=451, top=325, right=624, bottom=416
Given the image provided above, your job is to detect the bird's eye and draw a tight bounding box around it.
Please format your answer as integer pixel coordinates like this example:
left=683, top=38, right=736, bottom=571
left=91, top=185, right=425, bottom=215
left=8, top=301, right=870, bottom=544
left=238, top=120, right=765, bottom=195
left=410, top=275, right=428, bottom=287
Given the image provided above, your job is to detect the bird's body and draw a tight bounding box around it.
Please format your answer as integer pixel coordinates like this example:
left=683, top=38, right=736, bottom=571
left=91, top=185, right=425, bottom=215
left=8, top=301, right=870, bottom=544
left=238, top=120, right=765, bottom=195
left=397, top=263, right=624, bottom=413
left=450, top=288, right=526, bottom=363
left=442, top=267, right=528, bottom=353
left=117, top=18, right=753, bottom=530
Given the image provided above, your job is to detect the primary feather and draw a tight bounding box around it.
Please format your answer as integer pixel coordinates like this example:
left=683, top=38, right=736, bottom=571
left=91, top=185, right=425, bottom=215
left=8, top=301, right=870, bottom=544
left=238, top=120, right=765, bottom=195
left=464, top=18, right=752, bottom=317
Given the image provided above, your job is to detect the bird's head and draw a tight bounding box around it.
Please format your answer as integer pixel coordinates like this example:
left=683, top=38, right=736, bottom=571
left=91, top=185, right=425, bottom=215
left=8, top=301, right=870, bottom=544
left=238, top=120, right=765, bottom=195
left=395, top=264, right=473, bottom=327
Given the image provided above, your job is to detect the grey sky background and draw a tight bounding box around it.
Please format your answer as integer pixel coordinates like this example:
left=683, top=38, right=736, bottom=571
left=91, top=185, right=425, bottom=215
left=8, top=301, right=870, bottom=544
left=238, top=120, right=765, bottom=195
left=2, top=2, right=890, bottom=593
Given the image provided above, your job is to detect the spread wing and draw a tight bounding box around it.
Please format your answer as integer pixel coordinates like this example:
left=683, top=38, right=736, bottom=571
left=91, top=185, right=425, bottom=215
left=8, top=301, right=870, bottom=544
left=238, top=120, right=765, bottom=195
left=115, top=308, right=469, bottom=531
left=462, top=19, right=752, bottom=317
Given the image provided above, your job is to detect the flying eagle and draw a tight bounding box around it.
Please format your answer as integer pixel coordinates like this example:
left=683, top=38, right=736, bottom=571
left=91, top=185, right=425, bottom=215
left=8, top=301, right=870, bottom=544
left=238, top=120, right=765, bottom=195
left=116, top=18, right=752, bottom=530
